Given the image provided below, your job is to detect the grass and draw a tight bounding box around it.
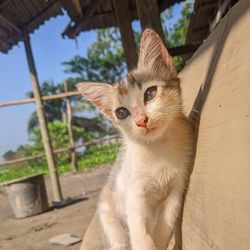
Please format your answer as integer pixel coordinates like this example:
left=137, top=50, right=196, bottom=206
left=0, top=143, right=119, bottom=184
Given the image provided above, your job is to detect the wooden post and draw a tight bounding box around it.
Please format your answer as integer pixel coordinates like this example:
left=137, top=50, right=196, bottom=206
left=23, top=33, right=63, bottom=202
left=64, top=81, right=78, bottom=173
left=112, top=0, right=138, bottom=70
left=136, top=0, right=165, bottom=43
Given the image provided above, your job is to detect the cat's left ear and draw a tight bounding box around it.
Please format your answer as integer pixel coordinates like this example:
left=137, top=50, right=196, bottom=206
left=76, top=82, right=114, bottom=120
left=138, top=29, right=177, bottom=77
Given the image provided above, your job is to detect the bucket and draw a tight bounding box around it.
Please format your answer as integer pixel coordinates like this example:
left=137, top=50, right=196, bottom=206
left=3, top=173, right=49, bottom=219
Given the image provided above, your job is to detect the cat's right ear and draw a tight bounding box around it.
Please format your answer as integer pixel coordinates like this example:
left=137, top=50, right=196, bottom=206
left=76, top=82, right=114, bottom=120
left=138, top=29, right=177, bottom=77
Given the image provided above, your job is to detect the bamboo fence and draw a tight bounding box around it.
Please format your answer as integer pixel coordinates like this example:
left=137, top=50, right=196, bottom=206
left=0, top=83, right=119, bottom=168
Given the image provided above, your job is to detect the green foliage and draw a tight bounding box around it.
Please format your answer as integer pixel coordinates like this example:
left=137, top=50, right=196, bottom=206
left=27, top=81, right=64, bottom=132
left=0, top=144, right=119, bottom=183
left=32, top=121, right=85, bottom=148
left=25, top=78, right=111, bottom=145
left=162, top=0, right=194, bottom=70
left=164, top=1, right=193, bottom=47
left=63, top=28, right=127, bottom=83
left=63, top=2, right=194, bottom=78
left=25, top=121, right=85, bottom=166
left=3, top=150, right=16, bottom=161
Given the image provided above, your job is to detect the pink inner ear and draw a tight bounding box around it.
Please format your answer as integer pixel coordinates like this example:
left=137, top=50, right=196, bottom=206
left=101, top=107, right=114, bottom=121
left=160, top=43, right=176, bottom=74
left=92, top=100, right=102, bottom=107
left=92, top=100, right=113, bottom=120
left=160, top=42, right=171, bottom=59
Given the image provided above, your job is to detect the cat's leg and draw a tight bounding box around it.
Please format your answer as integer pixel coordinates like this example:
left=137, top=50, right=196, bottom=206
left=125, top=189, right=157, bottom=250
left=99, top=197, right=129, bottom=250
left=155, top=184, right=185, bottom=250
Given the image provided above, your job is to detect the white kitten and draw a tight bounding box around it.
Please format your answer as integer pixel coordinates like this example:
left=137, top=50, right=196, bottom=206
left=77, top=29, right=194, bottom=250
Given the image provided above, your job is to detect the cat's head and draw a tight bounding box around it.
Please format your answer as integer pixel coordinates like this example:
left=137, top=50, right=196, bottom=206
left=77, top=29, right=183, bottom=143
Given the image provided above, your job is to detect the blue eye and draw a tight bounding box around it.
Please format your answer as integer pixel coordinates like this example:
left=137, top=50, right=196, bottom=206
left=115, top=107, right=130, bottom=119
left=144, top=86, right=157, bottom=103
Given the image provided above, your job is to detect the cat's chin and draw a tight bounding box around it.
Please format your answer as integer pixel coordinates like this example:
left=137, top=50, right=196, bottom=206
left=145, top=127, right=166, bottom=142
left=128, top=126, right=167, bottom=144
left=146, top=127, right=157, bottom=133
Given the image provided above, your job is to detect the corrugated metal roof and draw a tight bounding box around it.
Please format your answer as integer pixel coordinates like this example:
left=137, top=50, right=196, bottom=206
left=0, top=0, right=63, bottom=53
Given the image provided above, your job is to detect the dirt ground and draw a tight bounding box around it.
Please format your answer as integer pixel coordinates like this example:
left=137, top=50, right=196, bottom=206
left=0, top=165, right=111, bottom=250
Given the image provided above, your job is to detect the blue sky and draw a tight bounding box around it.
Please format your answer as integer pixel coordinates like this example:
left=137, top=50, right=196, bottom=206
left=0, top=4, right=183, bottom=160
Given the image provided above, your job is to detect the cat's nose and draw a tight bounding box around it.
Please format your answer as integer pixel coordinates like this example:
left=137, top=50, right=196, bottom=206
left=136, top=117, right=148, bottom=128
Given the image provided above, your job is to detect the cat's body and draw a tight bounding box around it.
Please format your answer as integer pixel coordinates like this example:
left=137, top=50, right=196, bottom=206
left=100, top=120, right=192, bottom=250
left=77, top=29, right=194, bottom=250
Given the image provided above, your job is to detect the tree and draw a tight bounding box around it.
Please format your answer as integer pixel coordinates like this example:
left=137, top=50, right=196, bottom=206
left=63, top=2, right=194, bottom=78
left=3, top=150, right=16, bottom=161
left=163, top=0, right=194, bottom=70
left=26, top=80, right=64, bottom=132
left=62, top=28, right=127, bottom=83
left=17, top=121, right=85, bottom=166
left=26, top=78, right=112, bottom=137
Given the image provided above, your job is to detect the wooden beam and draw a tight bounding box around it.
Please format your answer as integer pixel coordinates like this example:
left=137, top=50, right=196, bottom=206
left=62, top=11, right=116, bottom=38
left=210, top=0, right=231, bottom=31
left=160, top=0, right=184, bottom=12
left=60, top=0, right=82, bottom=22
left=73, top=0, right=102, bottom=36
left=0, top=14, right=22, bottom=34
left=136, top=0, right=165, bottom=43
left=0, top=91, right=80, bottom=108
left=112, top=0, right=138, bottom=70
left=64, top=81, right=78, bottom=173
left=72, top=0, right=82, bottom=19
left=168, top=43, right=201, bottom=56
left=22, top=0, right=61, bottom=30
left=199, top=2, right=218, bottom=10
left=23, top=33, right=63, bottom=202
left=62, top=0, right=103, bottom=38
left=0, top=0, right=12, bottom=8
left=62, top=8, right=138, bottom=38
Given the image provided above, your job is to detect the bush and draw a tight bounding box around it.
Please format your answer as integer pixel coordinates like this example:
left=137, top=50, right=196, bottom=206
left=0, top=143, right=119, bottom=183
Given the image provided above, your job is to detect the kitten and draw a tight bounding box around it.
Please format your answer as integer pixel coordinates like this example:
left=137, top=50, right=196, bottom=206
left=77, top=29, right=194, bottom=250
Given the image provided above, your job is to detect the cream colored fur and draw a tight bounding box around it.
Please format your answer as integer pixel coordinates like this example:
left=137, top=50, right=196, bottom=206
left=77, top=29, right=194, bottom=250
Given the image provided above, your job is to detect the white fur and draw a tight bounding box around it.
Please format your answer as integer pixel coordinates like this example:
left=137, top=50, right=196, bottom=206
left=77, top=28, right=194, bottom=250
left=98, top=117, right=193, bottom=250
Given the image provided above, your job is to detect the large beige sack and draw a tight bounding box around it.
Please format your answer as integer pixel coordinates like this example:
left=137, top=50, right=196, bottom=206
left=80, top=0, right=250, bottom=249
left=181, top=0, right=250, bottom=249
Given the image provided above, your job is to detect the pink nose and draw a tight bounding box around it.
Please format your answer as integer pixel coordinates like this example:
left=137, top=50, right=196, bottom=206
left=136, top=117, right=148, bottom=128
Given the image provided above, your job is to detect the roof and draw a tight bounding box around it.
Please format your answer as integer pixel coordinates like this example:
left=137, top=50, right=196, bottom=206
left=0, top=0, right=63, bottom=53
left=0, top=0, right=183, bottom=53
left=61, top=0, right=184, bottom=39
left=62, top=0, right=137, bottom=38
left=0, top=0, right=239, bottom=55
left=185, top=0, right=238, bottom=59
